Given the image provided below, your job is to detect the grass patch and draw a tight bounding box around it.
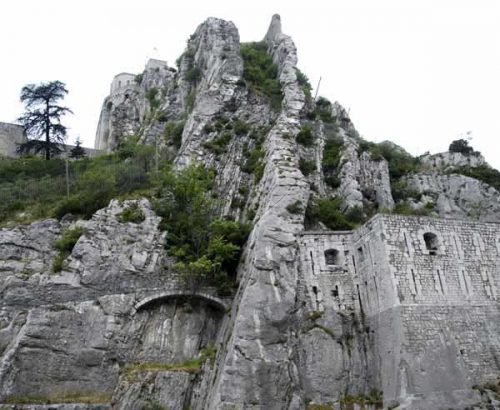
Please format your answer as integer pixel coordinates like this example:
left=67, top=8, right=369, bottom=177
left=4, top=392, right=111, bottom=405
left=306, top=404, right=333, bottom=410
left=122, top=345, right=217, bottom=381
left=339, top=390, right=383, bottom=407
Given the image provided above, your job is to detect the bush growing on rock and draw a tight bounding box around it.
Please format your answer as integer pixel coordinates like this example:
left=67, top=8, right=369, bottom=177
left=296, top=125, right=314, bottom=147
left=53, top=226, right=84, bottom=273
left=240, top=41, right=283, bottom=111
left=305, top=197, right=355, bottom=230
left=154, top=165, right=251, bottom=295
left=448, top=138, right=475, bottom=155
left=117, top=203, right=145, bottom=223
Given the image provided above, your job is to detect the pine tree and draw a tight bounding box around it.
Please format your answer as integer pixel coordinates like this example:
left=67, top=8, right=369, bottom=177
left=69, top=137, right=86, bottom=159
left=17, top=81, right=72, bottom=160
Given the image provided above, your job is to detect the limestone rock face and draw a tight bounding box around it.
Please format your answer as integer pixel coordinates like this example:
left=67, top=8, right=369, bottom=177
left=174, top=17, right=244, bottom=167
left=2, top=14, right=500, bottom=410
left=405, top=172, right=500, bottom=221
left=420, top=151, right=487, bottom=170
left=95, top=60, right=176, bottom=151
left=335, top=133, right=395, bottom=211
left=0, top=200, right=225, bottom=408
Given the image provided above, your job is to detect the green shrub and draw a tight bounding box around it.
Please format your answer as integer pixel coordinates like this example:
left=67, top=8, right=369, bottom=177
left=52, top=252, right=67, bottom=273
left=186, top=90, right=196, bottom=112
left=314, top=96, right=334, bottom=123
left=358, top=140, right=420, bottom=181
left=296, top=125, right=314, bottom=147
left=203, top=132, right=232, bottom=155
left=117, top=203, right=145, bottom=223
left=54, top=226, right=84, bottom=253
left=449, top=138, right=475, bottom=155
left=53, top=226, right=84, bottom=273
left=233, top=120, right=250, bottom=135
left=146, top=88, right=160, bottom=110
left=254, top=163, right=265, bottom=183
left=154, top=165, right=250, bottom=294
left=164, top=120, right=185, bottom=149
left=240, top=42, right=283, bottom=111
left=306, top=404, right=333, bottom=410
left=142, top=400, right=166, bottom=410
left=184, top=66, right=202, bottom=83
left=242, top=147, right=264, bottom=175
left=286, top=200, right=303, bottom=214
left=452, top=165, right=500, bottom=191
left=134, top=73, right=143, bottom=84
left=299, top=159, right=316, bottom=176
left=322, top=136, right=344, bottom=189
left=295, top=68, right=312, bottom=100
left=0, top=140, right=161, bottom=225
left=306, top=197, right=355, bottom=230
left=393, top=201, right=432, bottom=217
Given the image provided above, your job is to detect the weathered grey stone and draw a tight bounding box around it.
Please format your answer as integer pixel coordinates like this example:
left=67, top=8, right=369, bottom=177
left=420, top=150, right=487, bottom=170
left=2, top=14, right=500, bottom=410
left=405, top=172, right=500, bottom=221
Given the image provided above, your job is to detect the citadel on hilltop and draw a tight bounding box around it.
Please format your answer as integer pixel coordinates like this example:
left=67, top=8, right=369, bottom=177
left=0, top=14, right=499, bottom=410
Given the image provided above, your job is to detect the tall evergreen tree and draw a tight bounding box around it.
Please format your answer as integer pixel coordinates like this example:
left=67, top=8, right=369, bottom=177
left=17, top=81, right=72, bottom=160
left=69, top=137, right=86, bottom=159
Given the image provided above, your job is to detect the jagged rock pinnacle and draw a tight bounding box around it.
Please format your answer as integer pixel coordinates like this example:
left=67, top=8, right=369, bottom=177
left=264, top=13, right=282, bottom=43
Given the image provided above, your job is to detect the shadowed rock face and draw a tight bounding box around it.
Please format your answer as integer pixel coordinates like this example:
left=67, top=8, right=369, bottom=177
left=2, top=14, right=500, bottom=410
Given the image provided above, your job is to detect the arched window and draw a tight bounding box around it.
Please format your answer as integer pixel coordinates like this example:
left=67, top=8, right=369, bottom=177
left=324, top=249, right=339, bottom=265
left=423, top=232, right=439, bottom=255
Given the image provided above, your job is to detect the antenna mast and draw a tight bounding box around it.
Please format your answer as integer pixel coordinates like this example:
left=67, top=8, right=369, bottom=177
left=314, top=76, right=322, bottom=101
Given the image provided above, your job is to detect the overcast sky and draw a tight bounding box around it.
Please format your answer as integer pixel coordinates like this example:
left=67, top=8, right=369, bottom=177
left=1, top=0, right=499, bottom=169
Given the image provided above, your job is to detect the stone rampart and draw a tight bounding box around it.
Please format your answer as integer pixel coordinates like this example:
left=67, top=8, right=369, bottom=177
left=299, top=214, right=500, bottom=408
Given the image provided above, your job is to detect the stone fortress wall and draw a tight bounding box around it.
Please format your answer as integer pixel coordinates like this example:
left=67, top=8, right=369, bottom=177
left=0, top=122, right=26, bottom=158
left=299, top=214, right=500, bottom=408
left=110, top=72, right=136, bottom=94
left=0, top=121, right=102, bottom=159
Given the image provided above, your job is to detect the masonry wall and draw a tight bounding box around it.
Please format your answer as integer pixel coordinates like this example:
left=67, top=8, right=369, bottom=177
left=110, top=73, right=136, bottom=94
left=377, top=215, right=500, bottom=407
left=0, top=122, right=26, bottom=158
left=299, top=214, right=500, bottom=408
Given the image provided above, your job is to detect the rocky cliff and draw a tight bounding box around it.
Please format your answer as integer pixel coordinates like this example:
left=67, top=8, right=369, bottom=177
left=1, top=14, right=500, bottom=410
